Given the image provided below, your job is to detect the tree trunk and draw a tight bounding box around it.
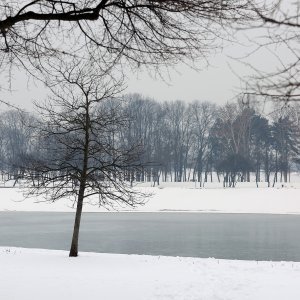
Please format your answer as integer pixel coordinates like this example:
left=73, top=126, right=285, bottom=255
left=69, top=181, right=85, bottom=257
left=69, top=97, right=90, bottom=257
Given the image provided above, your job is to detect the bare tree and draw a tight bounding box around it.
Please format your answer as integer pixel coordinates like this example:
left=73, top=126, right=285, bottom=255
left=163, top=100, right=192, bottom=182
left=246, top=0, right=300, bottom=102
left=210, top=101, right=255, bottom=185
left=189, top=101, right=216, bottom=185
left=0, top=1, right=254, bottom=87
left=23, top=65, right=146, bottom=257
left=0, top=110, right=38, bottom=183
left=122, top=94, right=163, bottom=184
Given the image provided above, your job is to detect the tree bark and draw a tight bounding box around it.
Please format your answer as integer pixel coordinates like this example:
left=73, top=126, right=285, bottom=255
left=69, top=183, right=85, bottom=257
left=69, top=96, right=90, bottom=257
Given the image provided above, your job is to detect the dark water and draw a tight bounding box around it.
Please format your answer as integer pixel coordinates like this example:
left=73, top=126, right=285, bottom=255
left=0, top=212, right=299, bottom=261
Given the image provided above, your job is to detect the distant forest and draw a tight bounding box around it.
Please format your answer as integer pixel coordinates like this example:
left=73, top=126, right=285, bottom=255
left=1, top=94, right=300, bottom=187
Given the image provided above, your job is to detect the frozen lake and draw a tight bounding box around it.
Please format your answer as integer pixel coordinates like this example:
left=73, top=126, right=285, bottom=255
left=1, top=212, right=300, bottom=261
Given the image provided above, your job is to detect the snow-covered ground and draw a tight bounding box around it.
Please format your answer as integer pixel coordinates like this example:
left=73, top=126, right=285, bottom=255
left=1, top=182, right=300, bottom=214
left=1, top=247, right=300, bottom=300
left=2, top=183, right=300, bottom=299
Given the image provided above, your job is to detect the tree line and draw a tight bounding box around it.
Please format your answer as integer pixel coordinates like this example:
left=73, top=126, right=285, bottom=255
left=1, top=94, right=300, bottom=188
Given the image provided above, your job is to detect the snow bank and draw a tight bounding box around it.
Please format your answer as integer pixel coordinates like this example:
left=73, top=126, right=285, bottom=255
left=1, top=184, right=300, bottom=214
left=1, top=247, right=300, bottom=300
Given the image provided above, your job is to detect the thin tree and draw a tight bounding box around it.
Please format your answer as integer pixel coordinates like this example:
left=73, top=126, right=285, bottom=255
left=24, top=65, right=146, bottom=257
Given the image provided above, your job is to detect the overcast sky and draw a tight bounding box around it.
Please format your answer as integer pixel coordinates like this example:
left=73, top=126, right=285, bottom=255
left=0, top=46, right=254, bottom=111
left=125, top=52, right=244, bottom=104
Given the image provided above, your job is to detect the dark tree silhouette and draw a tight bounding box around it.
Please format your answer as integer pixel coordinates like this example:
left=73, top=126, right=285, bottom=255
left=250, top=115, right=272, bottom=185
left=23, top=65, right=146, bottom=257
left=217, top=153, right=253, bottom=187
left=0, top=1, right=254, bottom=84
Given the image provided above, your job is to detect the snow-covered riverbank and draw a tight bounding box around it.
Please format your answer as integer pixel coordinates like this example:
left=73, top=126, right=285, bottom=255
left=1, top=183, right=300, bottom=214
left=1, top=247, right=300, bottom=300
left=2, top=185, right=300, bottom=299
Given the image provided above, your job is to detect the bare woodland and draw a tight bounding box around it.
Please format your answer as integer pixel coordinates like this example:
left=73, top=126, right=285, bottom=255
left=1, top=95, right=300, bottom=188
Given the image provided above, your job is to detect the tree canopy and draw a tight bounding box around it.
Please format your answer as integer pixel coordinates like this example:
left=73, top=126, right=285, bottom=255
left=0, top=1, right=253, bottom=80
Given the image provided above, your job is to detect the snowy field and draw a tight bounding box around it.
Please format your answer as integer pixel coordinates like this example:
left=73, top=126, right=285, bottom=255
left=1, top=181, right=300, bottom=214
left=1, top=247, right=300, bottom=300
left=2, top=182, right=300, bottom=299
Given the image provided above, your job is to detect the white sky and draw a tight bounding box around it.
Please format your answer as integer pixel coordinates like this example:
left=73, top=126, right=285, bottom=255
left=0, top=42, right=258, bottom=111
left=125, top=53, right=243, bottom=104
